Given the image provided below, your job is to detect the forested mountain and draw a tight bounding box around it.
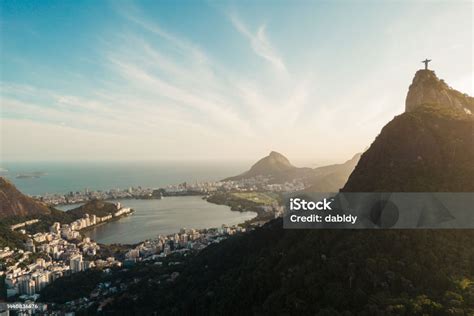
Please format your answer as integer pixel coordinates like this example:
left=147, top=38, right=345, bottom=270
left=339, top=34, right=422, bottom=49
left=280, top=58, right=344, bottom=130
left=225, top=151, right=360, bottom=192
left=344, top=70, right=474, bottom=192
left=307, top=153, right=361, bottom=192
left=0, top=177, right=51, bottom=218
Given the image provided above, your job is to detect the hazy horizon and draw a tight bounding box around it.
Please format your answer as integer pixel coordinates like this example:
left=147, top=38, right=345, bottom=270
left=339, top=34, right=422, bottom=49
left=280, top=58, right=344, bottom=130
left=1, top=1, right=473, bottom=163
left=0, top=151, right=353, bottom=170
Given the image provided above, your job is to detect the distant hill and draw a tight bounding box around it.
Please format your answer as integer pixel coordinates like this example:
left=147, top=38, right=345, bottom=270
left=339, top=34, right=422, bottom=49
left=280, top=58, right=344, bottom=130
left=224, top=151, right=304, bottom=182
left=306, top=153, right=361, bottom=192
left=68, top=200, right=120, bottom=218
left=0, top=177, right=51, bottom=218
left=0, top=177, right=53, bottom=248
left=225, top=151, right=360, bottom=191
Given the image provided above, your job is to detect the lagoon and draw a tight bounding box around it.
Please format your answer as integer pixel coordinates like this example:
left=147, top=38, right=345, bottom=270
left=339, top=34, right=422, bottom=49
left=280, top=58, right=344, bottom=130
left=57, top=196, right=256, bottom=244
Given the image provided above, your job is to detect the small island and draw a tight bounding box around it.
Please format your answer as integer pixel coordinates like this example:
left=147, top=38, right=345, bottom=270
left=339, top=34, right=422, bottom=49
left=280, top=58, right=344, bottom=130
left=15, top=172, right=48, bottom=179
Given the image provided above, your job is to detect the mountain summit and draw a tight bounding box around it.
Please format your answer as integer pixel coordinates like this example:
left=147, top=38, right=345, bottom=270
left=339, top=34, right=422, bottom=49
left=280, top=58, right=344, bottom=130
left=246, top=151, right=295, bottom=174
left=224, top=151, right=297, bottom=181
left=405, top=69, right=474, bottom=114
left=225, top=151, right=360, bottom=191
left=344, top=70, right=474, bottom=192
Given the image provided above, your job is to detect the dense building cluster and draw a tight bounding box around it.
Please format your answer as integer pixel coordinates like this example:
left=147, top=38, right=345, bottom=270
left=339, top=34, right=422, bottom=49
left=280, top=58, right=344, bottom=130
left=37, top=178, right=305, bottom=207
left=0, top=205, right=132, bottom=300
left=37, top=187, right=156, bottom=206
left=0, top=222, right=248, bottom=307
left=0, top=230, right=120, bottom=300
left=124, top=225, right=246, bottom=265
left=164, top=178, right=306, bottom=194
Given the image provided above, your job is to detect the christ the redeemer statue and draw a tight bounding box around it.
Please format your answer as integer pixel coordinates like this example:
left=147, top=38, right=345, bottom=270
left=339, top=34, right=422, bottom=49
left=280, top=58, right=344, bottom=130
left=422, top=58, right=432, bottom=70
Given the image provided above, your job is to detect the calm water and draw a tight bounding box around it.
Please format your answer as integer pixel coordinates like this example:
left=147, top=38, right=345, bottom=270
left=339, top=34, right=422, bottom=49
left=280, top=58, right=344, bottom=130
left=57, top=196, right=256, bottom=244
left=0, top=161, right=249, bottom=195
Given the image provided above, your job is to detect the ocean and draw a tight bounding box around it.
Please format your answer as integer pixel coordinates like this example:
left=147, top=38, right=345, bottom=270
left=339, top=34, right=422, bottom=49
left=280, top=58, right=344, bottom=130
left=0, top=160, right=249, bottom=195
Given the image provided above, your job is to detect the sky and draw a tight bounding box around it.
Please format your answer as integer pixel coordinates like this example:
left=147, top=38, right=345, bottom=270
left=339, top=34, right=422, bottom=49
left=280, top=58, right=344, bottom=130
left=1, top=0, right=472, bottom=166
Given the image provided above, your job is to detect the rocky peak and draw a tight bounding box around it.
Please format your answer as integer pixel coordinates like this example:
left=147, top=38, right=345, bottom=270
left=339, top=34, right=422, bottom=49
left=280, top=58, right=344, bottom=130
left=250, top=151, right=294, bottom=172
left=405, top=69, right=473, bottom=114
left=268, top=150, right=290, bottom=161
left=223, top=151, right=297, bottom=181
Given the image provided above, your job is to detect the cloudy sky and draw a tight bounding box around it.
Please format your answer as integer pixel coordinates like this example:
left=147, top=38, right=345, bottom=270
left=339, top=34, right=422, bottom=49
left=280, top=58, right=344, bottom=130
left=1, top=0, right=472, bottom=165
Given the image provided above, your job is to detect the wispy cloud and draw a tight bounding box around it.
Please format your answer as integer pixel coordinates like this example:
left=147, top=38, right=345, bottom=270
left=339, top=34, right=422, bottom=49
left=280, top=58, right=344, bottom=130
left=230, top=14, right=286, bottom=73
left=112, top=2, right=207, bottom=64
left=1, top=5, right=317, bottom=161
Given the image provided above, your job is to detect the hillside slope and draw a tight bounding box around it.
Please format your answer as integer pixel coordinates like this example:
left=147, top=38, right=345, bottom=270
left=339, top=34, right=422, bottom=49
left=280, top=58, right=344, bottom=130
left=68, top=200, right=120, bottom=218
left=0, top=178, right=123, bottom=246
left=345, top=72, right=474, bottom=192
left=225, top=151, right=360, bottom=191
left=0, top=177, right=51, bottom=218
left=307, top=153, right=361, bottom=192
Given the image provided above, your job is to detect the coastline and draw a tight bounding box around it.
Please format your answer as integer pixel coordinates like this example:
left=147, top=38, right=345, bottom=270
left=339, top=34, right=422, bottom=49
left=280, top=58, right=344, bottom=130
left=50, top=196, right=163, bottom=208
left=78, top=210, right=135, bottom=233
left=205, top=192, right=277, bottom=226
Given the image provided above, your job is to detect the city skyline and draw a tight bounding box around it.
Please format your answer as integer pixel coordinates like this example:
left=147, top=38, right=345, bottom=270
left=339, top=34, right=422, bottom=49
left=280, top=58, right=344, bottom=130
left=1, top=0, right=472, bottom=165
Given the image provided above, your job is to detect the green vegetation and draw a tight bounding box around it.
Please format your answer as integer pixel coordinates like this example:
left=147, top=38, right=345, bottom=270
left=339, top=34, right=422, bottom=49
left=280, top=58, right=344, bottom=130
left=0, top=276, right=6, bottom=300
left=0, top=223, right=28, bottom=249
left=40, top=269, right=104, bottom=304
left=410, top=102, right=473, bottom=121
left=343, top=104, right=474, bottom=192
left=28, top=209, right=76, bottom=234
left=99, top=222, right=474, bottom=315
left=39, top=253, right=188, bottom=306
left=207, top=192, right=279, bottom=224
left=68, top=200, right=119, bottom=218
left=0, top=177, right=51, bottom=218
left=96, top=243, right=134, bottom=261
left=230, top=192, right=279, bottom=205
left=1, top=208, right=76, bottom=236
